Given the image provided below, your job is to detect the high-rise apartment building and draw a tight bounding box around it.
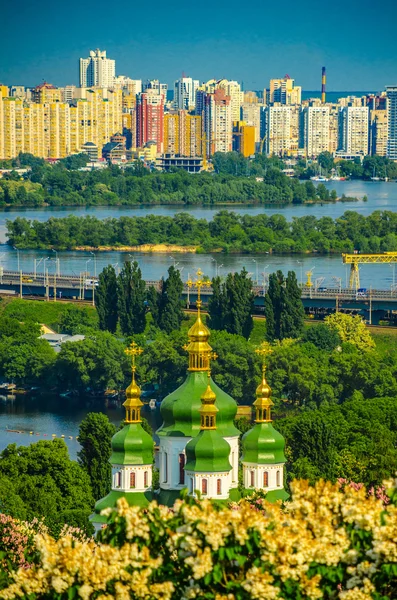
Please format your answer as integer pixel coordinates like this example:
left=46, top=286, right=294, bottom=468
left=164, top=111, right=202, bottom=156
left=338, top=106, right=369, bottom=156
left=269, top=76, right=301, bottom=105
left=202, top=88, right=232, bottom=155
left=143, top=80, right=168, bottom=97
left=114, top=77, right=142, bottom=95
left=79, top=49, right=116, bottom=88
left=386, top=87, right=397, bottom=160
left=265, top=106, right=293, bottom=155
left=174, top=77, right=199, bottom=110
left=329, top=104, right=339, bottom=154
left=32, top=82, right=61, bottom=104
left=136, top=90, right=165, bottom=153
left=0, top=88, right=122, bottom=159
left=164, top=113, right=179, bottom=155
left=216, top=80, right=244, bottom=121
left=368, top=96, right=388, bottom=156
left=232, top=122, right=256, bottom=157
left=303, top=106, right=330, bottom=157
left=241, top=103, right=262, bottom=145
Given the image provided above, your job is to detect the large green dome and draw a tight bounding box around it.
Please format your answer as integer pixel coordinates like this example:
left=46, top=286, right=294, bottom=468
left=185, top=430, right=231, bottom=472
left=241, top=422, right=286, bottom=464
left=110, top=423, right=154, bottom=465
left=157, top=371, right=239, bottom=438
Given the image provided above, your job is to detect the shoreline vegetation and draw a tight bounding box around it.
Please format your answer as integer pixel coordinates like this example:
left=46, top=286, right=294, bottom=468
left=0, top=193, right=362, bottom=211
left=0, top=152, right=357, bottom=210
left=7, top=209, right=397, bottom=254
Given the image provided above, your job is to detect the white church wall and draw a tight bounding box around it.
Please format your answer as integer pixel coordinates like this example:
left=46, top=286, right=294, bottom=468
left=242, top=463, right=284, bottom=491
left=111, top=464, right=152, bottom=493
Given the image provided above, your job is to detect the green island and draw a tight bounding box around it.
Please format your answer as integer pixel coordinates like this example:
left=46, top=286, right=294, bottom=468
left=7, top=208, right=397, bottom=253
left=0, top=152, right=357, bottom=208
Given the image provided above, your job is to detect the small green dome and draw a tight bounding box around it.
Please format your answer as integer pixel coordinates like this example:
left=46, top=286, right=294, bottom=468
left=185, top=430, right=231, bottom=472
left=110, top=423, right=154, bottom=465
left=157, top=372, right=239, bottom=438
left=241, top=422, right=286, bottom=465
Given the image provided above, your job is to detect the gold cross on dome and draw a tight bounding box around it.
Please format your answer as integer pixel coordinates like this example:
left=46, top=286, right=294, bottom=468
left=255, top=342, right=273, bottom=372
left=187, top=268, right=211, bottom=306
left=125, top=341, right=143, bottom=372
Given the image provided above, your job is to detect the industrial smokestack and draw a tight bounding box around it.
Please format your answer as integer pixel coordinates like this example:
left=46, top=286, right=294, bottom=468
left=321, top=66, right=326, bottom=104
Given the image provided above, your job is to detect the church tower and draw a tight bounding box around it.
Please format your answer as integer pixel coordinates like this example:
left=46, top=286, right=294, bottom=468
left=91, top=342, right=154, bottom=527
left=241, top=343, right=288, bottom=502
left=156, top=270, right=240, bottom=505
left=184, top=375, right=232, bottom=499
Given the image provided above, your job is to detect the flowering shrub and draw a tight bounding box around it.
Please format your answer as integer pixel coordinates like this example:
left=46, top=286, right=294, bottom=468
left=0, top=516, right=48, bottom=588
left=1, top=479, right=397, bottom=599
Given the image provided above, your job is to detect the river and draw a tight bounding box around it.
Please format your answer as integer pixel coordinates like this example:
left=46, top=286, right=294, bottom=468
left=0, top=395, right=162, bottom=460
left=0, top=180, right=396, bottom=456
left=0, top=181, right=396, bottom=289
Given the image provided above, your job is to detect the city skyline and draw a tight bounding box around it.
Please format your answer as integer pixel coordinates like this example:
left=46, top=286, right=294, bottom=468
left=1, top=0, right=397, bottom=90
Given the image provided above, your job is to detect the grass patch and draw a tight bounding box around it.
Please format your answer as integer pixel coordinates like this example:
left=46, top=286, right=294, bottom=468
left=2, top=299, right=97, bottom=331
left=250, top=319, right=267, bottom=345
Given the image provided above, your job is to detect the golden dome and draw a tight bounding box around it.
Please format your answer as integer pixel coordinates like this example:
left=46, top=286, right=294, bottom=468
left=201, top=383, right=217, bottom=404
left=125, top=379, right=141, bottom=399
left=188, top=312, right=210, bottom=341
left=256, top=375, right=271, bottom=399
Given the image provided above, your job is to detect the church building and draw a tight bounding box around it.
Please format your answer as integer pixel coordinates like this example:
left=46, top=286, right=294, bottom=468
left=91, top=271, right=287, bottom=526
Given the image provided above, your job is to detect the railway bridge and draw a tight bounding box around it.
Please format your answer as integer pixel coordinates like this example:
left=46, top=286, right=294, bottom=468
left=1, top=270, right=397, bottom=325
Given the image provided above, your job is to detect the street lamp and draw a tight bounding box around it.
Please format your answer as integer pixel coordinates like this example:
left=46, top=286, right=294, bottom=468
left=297, top=260, right=303, bottom=287
left=90, top=252, right=97, bottom=277
left=43, top=257, right=50, bottom=277
left=85, top=259, right=91, bottom=281
left=52, top=249, right=60, bottom=276
left=34, top=257, right=44, bottom=280
left=252, top=259, right=258, bottom=285
left=0, top=253, right=4, bottom=284
left=43, top=257, right=51, bottom=301
left=13, top=247, right=20, bottom=272
left=390, top=264, right=396, bottom=289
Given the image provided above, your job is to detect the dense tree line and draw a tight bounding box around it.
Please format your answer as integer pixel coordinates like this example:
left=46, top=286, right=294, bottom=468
left=264, top=270, right=305, bottom=341
left=208, top=270, right=254, bottom=339
left=0, top=152, right=339, bottom=208
left=7, top=209, right=397, bottom=254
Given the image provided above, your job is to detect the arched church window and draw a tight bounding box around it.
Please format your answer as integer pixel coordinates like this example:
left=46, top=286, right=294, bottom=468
left=250, top=470, right=255, bottom=487
left=217, top=479, right=222, bottom=495
left=179, top=453, right=185, bottom=484
left=276, top=470, right=280, bottom=487
left=131, top=409, right=136, bottom=421
left=263, top=471, right=269, bottom=487
left=190, top=478, right=194, bottom=493
left=202, top=478, right=208, bottom=495
left=130, top=471, right=136, bottom=489
left=115, top=471, right=121, bottom=488
left=205, top=416, right=210, bottom=427
left=144, top=471, right=148, bottom=487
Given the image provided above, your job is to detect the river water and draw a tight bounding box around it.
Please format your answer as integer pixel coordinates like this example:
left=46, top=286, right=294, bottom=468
left=0, top=396, right=162, bottom=460
left=0, top=179, right=396, bottom=456
left=0, top=181, right=396, bottom=289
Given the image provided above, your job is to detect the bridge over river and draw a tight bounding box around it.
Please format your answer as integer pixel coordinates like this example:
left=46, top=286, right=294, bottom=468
left=1, top=269, right=396, bottom=325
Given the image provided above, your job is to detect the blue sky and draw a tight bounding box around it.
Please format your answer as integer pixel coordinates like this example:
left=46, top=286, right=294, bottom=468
left=1, top=0, right=396, bottom=90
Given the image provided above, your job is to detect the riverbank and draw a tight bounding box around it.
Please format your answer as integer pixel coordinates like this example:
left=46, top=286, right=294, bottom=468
left=74, top=243, right=199, bottom=253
